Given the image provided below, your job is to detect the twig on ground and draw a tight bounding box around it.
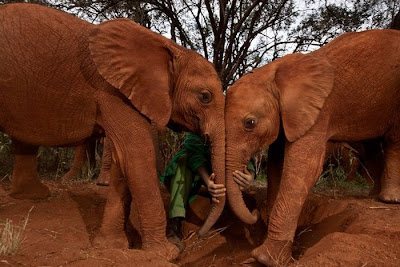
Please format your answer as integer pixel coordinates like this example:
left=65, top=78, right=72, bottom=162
left=207, top=254, right=216, bottom=267
left=186, top=226, right=230, bottom=250
left=369, top=206, right=399, bottom=210
left=296, top=226, right=312, bottom=237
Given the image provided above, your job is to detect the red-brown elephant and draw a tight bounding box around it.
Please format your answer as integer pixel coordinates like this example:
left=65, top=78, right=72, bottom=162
left=225, top=29, right=400, bottom=265
left=0, top=3, right=225, bottom=261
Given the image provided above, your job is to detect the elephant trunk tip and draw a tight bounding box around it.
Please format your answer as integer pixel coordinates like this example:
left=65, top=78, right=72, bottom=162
left=197, top=227, right=208, bottom=238
left=196, top=196, right=226, bottom=238
left=247, top=209, right=259, bottom=224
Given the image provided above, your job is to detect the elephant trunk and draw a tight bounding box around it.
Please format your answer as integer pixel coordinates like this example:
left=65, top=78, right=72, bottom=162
left=197, top=126, right=225, bottom=237
left=226, top=149, right=259, bottom=224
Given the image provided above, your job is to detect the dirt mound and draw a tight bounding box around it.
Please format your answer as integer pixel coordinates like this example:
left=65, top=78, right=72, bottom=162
left=1, top=181, right=400, bottom=266
left=294, top=195, right=400, bottom=266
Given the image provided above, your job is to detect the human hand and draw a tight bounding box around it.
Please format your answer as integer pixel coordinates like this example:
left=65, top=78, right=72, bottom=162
left=233, top=168, right=255, bottom=191
left=206, top=173, right=226, bottom=203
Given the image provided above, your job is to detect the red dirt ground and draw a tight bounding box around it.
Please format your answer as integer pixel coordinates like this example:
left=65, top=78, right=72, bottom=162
left=1, top=180, right=400, bottom=266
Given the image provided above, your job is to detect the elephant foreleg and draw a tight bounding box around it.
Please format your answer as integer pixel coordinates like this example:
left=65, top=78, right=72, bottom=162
left=97, top=93, right=179, bottom=261
left=10, top=140, right=50, bottom=199
left=264, top=133, right=285, bottom=223
left=150, top=122, right=165, bottom=176
left=252, top=135, right=326, bottom=266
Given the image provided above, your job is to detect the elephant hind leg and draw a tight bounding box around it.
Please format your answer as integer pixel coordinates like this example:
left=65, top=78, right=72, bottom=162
left=62, top=143, right=87, bottom=180
left=95, top=137, right=113, bottom=186
left=379, top=137, right=400, bottom=203
left=10, top=141, right=50, bottom=199
left=64, top=137, right=98, bottom=181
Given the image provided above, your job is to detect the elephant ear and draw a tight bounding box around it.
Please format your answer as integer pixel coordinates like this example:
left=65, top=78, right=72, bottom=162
left=275, top=53, right=334, bottom=142
left=89, top=18, right=175, bottom=126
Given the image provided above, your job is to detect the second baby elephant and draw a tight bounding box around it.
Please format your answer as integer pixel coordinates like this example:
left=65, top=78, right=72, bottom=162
left=0, top=3, right=225, bottom=260
left=225, top=29, right=400, bottom=265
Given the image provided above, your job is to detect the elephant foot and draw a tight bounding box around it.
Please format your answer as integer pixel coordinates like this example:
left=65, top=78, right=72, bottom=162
left=142, top=241, right=180, bottom=262
left=10, top=182, right=51, bottom=199
left=251, top=238, right=292, bottom=266
left=379, top=189, right=400, bottom=203
left=96, top=172, right=110, bottom=186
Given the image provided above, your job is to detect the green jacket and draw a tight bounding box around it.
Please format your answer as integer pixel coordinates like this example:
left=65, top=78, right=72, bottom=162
left=161, top=132, right=256, bottom=182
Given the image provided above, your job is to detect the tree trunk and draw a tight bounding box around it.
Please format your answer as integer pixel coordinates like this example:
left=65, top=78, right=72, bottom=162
left=390, top=9, right=400, bottom=30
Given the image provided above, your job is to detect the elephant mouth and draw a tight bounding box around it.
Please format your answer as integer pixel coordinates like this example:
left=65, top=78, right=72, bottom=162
left=202, top=133, right=210, bottom=146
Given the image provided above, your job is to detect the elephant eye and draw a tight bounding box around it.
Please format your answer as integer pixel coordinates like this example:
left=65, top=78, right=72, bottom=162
left=244, top=117, right=257, bottom=130
left=199, top=90, right=212, bottom=104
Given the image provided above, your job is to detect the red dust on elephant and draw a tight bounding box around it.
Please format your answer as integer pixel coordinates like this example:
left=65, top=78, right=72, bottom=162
left=225, top=29, right=400, bottom=266
left=0, top=3, right=225, bottom=261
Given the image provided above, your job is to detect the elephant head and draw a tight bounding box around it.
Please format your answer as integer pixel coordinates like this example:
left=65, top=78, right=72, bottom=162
left=225, top=53, right=334, bottom=224
left=88, top=18, right=225, bottom=235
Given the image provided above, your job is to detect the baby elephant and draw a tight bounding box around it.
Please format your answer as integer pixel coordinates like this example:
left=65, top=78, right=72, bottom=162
left=0, top=3, right=225, bottom=260
left=225, top=29, right=400, bottom=265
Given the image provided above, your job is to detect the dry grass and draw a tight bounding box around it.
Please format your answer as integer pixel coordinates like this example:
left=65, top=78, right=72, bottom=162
left=158, top=128, right=185, bottom=170
left=0, top=206, right=34, bottom=256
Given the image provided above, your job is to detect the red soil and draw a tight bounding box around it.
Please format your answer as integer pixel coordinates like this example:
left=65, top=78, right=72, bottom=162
left=1, top=181, right=400, bottom=266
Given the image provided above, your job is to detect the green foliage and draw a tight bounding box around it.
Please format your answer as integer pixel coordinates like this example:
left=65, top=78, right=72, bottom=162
left=314, top=153, right=372, bottom=198
left=0, top=132, right=86, bottom=180
left=254, top=173, right=268, bottom=185
left=37, top=147, right=75, bottom=178
left=293, top=0, right=400, bottom=52
left=253, top=149, right=268, bottom=178
left=0, top=132, right=12, bottom=179
left=75, top=151, right=101, bottom=182
left=1, top=0, right=399, bottom=90
left=0, top=129, right=182, bottom=182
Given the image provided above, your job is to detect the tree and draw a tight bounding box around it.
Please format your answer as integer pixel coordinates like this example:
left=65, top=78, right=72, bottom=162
left=0, top=0, right=48, bottom=5
left=145, top=0, right=297, bottom=89
left=293, top=0, right=400, bottom=52
left=49, top=0, right=297, bottom=90
left=51, top=0, right=152, bottom=27
left=2, top=0, right=398, bottom=89
left=390, top=9, right=400, bottom=29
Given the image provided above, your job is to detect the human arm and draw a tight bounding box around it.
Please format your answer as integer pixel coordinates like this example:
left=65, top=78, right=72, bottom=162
left=197, top=166, right=226, bottom=203
left=233, top=163, right=256, bottom=191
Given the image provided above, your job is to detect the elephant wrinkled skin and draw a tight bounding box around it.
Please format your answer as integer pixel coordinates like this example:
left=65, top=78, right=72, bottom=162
left=0, top=3, right=225, bottom=260
left=225, top=29, right=400, bottom=266
left=64, top=122, right=165, bottom=186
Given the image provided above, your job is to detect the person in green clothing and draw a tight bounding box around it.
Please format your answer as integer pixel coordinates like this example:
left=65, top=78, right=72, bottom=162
left=161, top=132, right=256, bottom=250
